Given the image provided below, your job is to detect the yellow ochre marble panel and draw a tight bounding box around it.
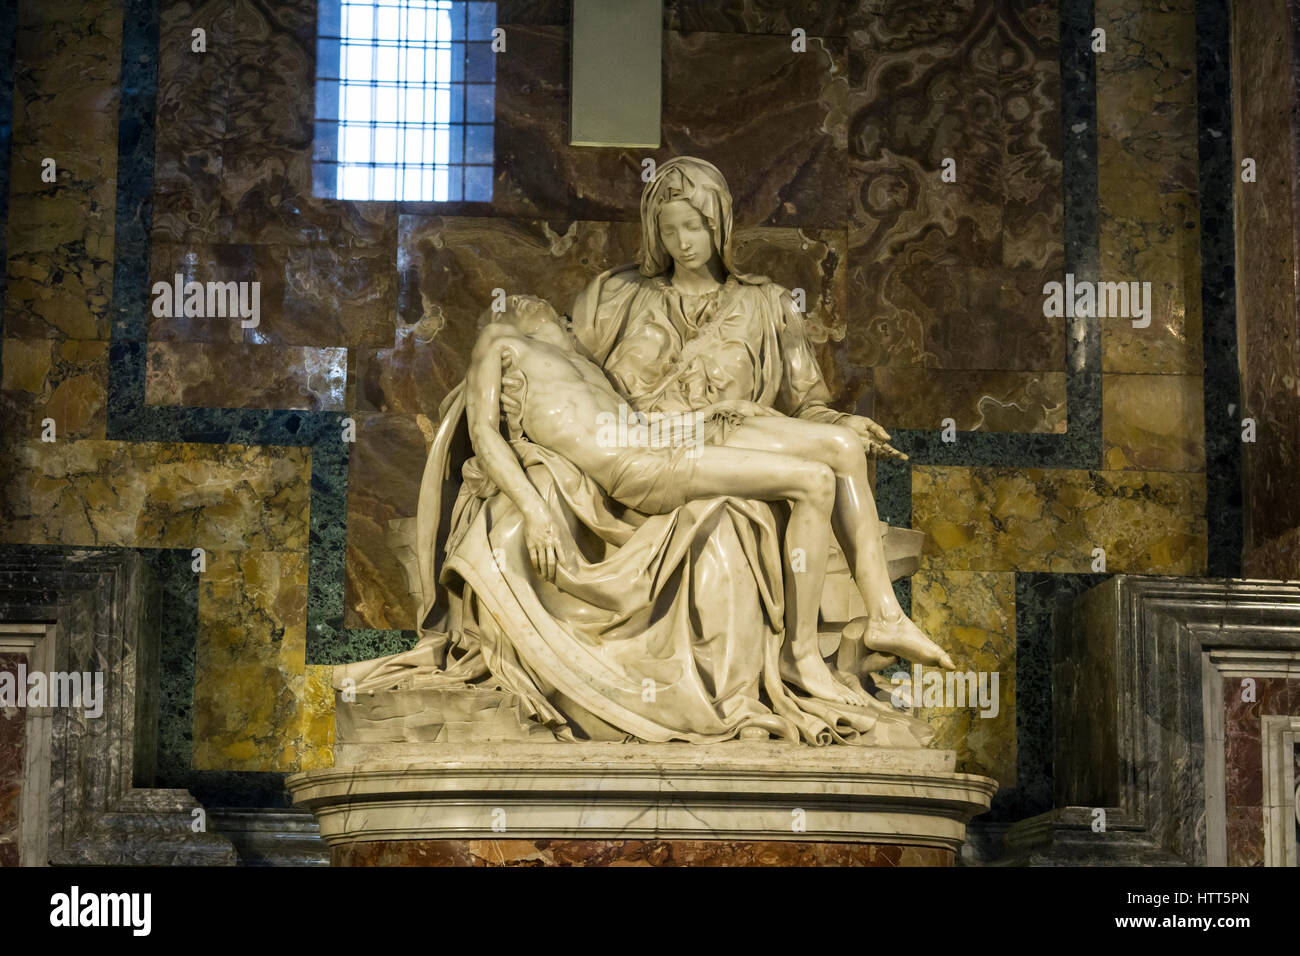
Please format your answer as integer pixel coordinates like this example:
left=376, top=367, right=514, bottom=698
left=5, top=0, right=123, bottom=341
left=1103, top=373, right=1205, bottom=472
left=912, top=466, right=1207, bottom=574
left=1094, top=0, right=1202, bottom=377
left=1100, top=192, right=1203, bottom=375
left=1, top=440, right=310, bottom=551
left=1, top=339, right=108, bottom=440
left=299, top=665, right=337, bottom=771
left=911, top=571, right=1016, bottom=786
left=194, top=550, right=319, bottom=772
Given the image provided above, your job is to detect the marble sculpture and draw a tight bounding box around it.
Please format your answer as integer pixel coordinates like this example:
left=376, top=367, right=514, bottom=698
left=336, top=157, right=956, bottom=747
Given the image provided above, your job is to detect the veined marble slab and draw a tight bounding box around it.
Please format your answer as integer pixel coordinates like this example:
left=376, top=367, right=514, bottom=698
left=288, top=742, right=994, bottom=852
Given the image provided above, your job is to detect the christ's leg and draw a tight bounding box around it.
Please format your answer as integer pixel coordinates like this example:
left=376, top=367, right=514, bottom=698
left=723, top=418, right=955, bottom=669
left=675, top=445, right=865, bottom=706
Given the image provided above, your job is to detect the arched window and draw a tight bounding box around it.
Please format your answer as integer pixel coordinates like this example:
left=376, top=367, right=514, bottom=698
left=313, top=0, right=495, bottom=201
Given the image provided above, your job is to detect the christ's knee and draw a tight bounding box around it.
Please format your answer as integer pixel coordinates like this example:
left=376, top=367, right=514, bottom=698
left=791, top=462, right=836, bottom=513
left=824, top=425, right=866, bottom=476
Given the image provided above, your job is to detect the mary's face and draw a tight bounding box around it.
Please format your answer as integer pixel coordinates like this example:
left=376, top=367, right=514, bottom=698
left=657, top=200, right=716, bottom=271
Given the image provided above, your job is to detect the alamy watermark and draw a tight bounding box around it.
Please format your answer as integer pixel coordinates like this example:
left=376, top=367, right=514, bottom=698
left=0, top=664, right=104, bottom=718
left=1042, top=273, right=1153, bottom=328
left=889, top=664, right=1000, bottom=718
left=50, top=886, right=151, bottom=935
left=151, top=273, right=261, bottom=328
left=595, top=403, right=708, bottom=458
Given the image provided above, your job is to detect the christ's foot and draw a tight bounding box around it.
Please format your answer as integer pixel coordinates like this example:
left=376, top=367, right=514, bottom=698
left=845, top=613, right=956, bottom=670
left=779, top=642, right=865, bottom=707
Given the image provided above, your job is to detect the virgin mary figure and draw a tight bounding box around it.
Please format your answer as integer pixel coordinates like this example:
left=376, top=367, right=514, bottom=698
left=338, top=157, right=938, bottom=748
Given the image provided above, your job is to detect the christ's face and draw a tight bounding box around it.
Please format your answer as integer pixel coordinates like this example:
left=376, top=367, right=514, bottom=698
left=503, top=295, right=561, bottom=334
left=657, top=200, right=716, bottom=272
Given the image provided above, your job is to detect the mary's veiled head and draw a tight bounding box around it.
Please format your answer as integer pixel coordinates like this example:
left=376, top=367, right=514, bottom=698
left=639, top=157, right=738, bottom=278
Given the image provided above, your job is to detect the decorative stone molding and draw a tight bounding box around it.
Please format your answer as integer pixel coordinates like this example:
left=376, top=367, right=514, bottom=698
left=1004, top=575, right=1300, bottom=865
left=288, top=741, right=996, bottom=857
left=1260, top=714, right=1300, bottom=867
left=0, top=549, right=237, bottom=865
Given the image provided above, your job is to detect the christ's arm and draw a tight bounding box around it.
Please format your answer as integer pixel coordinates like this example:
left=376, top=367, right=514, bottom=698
left=466, top=326, right=563, bottom=579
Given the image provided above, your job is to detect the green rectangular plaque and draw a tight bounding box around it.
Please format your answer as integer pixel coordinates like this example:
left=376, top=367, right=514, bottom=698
left=570, top=0, right=662, bottom=148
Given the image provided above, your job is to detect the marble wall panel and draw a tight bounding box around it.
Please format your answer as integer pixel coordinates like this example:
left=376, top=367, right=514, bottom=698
left=846, top=0, right=1063, bottom=433
left=1103, top=373, right=1204, bottom=472
left=0, top=440, right=311, bottom=552
left=151, top=0, right=230, bottom=244
left=278, top=242, right=398, bottom=347
left=4, top=1, right=121, bottom=340
left=1, top=338, right=108, bottom=439
left=874, top=367, right=1066, bottom=433
left=1096, top=0, right=1203, bottom=375
left=146, top=341, right=347, bottom=410
left=912, top=465, right=1207, bottom=574
left=921, top=266, right=1066, bottom=371
left=300, top=663, right=336, bottom=770
left=334, top=837, right=954, bottom=867
left=494, top=26, right=848, bottom=228
left=847, top=3, right=1003, bottom=372
left=501, top=0, right=855, bottom=37
left=147, top=240, right=396, bottom=349
left=146, top=243, right=281, bottom=344
left=497, top=0, right=568, bottom=26
left=911, top=570, right=1016, bottom=785
left=1222, top=676, right=1300, bottom=867
left=194, top=550, right=311, bottom=771
left=1233, top=0, right=1300, bottom=557
left=345, top=413, right=432, bottom=629
left=0, top=652, right=24, bottom=867
left=1243, top=526, right=1300, bottom=580
left=351, top=339, right=454, bottom=418
left=999, top=0, right=1064, bottom=274
left=1099, top=192, right=1203, bottom=374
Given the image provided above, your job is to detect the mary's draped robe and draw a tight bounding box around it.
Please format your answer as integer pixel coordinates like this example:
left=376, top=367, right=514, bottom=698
left=339, top=266, right=932, bottom=748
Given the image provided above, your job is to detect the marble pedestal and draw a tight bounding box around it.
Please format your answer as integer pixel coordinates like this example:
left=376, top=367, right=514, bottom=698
left=287, top=739, right=996, bottom=866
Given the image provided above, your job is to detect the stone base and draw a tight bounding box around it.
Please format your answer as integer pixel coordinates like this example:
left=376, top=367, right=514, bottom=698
left=287, top=742, right=996, bottom=865
left=333, top=838, right=955, bottom=867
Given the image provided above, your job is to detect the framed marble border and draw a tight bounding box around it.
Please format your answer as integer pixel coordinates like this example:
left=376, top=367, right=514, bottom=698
left=1260, top=714, right=1300, bottom=867
left=0, top=550, right=238, bottom=865
left=1005, top=576, right=1300, bottom=865
left=0, top=623, right=53, bottom=867
left=1205, top=649, right=1300, bottom=866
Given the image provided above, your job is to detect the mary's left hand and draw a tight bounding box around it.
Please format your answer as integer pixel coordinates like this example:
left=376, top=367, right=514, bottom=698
left=841, top=414, right=909, bottom=461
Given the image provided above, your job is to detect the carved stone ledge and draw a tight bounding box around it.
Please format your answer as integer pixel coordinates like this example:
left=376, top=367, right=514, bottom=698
left=287, top=742, right=996, bottom=861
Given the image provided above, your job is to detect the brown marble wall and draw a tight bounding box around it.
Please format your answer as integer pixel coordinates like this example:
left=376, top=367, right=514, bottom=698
left=1222, top=676, right=1300, bottom=866
left=1233, top=0, right=1300, bottom=575
left=0, top=653, right=25, bottom=867
left=333, top=837, right=955, bottom=867
left=845, top=1, right=1064, bottom=410
left=147, top=0, right=1065, bottom=425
